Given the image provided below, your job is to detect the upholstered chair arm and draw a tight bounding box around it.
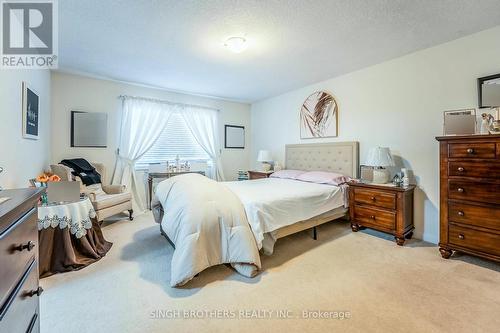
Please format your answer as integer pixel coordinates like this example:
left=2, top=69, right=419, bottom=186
left=102, top=184, right=126, bottom=194
left=86, top=192, right=97, bottom=202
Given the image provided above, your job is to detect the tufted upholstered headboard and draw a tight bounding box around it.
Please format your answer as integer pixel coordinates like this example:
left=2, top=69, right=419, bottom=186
left=285, top=142, right=359, bottom=178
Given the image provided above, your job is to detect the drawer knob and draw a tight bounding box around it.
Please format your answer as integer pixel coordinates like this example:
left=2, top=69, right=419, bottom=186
left=457, top=167, right=464, bottom=172
left=457, top=211, right=464, bottom=216
left=458, top=234, right=465, bottom=240
left=370, top=196, right=376, bottom=201
left=16, top=240, right=35, bottom=252
left=466, top=148, right=474, bottom=154
left=370, top=215, right=376, bottom=220
left=28, top=287, right=44, bottom=297
left=457, top=187, right=464, bottom=193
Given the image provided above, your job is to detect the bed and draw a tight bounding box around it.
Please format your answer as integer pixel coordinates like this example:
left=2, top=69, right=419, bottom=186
left=223, top=141, right=359, bottom=254
left=256, top=142, right=358, bottom=251
left=152, top=142, right=359, bottom=286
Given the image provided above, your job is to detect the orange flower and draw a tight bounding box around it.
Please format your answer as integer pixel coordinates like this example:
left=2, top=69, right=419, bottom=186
left=48, top=174, right=61, bottom=182
left=36, top=174, right=50, bottom=183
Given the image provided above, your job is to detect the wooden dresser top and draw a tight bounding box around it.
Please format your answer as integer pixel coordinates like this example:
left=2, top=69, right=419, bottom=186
left=348, top=181, right=416, bottom=192
left=0, top=188, right=45, bottom=222
left=436, top=134, right=500, bottom=141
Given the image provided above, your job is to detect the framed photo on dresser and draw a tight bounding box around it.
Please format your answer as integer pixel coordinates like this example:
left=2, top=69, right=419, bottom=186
left=442, top=109, right=476, bottom=136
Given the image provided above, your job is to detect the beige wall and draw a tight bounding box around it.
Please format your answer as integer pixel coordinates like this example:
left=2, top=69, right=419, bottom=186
left=0, top=70, right=51, bottom=189
left=50, top=72, right=252, bottom=185
left=250, top=26, right=500, bottom=244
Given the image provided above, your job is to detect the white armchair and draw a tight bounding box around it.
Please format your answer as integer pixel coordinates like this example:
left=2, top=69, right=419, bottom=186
left=50, top=162, right=133, bottom=222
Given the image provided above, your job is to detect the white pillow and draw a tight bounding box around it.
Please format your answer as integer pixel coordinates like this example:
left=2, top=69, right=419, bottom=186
left=296, top=171, right=351, bottom=186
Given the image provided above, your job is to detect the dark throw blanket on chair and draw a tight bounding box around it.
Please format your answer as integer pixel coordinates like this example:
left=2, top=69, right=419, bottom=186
left=60, top=158, right=102, bottom=186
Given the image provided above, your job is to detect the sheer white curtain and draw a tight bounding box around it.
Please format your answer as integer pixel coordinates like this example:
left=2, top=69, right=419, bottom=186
left=112, top=97, right=177, bottom=211
left=180, top=106, right=225, bottom=181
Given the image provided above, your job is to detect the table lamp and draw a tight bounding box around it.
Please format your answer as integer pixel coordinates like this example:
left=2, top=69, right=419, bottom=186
left=257, top=150, right=273, bottom=172
left=365, top=147, right=395, bottom=184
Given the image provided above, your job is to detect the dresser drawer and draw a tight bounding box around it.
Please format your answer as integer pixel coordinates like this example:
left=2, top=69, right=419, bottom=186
left=0, top=259, right=40, bottom=333
left=0, top=207, right=38, bottom=307
left=449, top=202, right=500, bottom=231
left=449, top=224, right=500, bottom=257
left=354, top=188, right=396, bottom=210
left=353, top=205, right=396, bottom=230
left=448, top=161, right=500, bottom=179
left=448, top=181, right=500, bottom=205
left=448, top=143, right=496, bottom=159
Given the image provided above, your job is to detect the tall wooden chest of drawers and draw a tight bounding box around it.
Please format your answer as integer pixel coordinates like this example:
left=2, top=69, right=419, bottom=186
left=0, top=188, right=44, bottom=333
left=436, top=134, right=500, bottom=262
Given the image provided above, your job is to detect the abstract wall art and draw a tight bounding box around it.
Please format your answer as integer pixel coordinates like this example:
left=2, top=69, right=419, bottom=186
left=300, top=91, right=338, bottom=139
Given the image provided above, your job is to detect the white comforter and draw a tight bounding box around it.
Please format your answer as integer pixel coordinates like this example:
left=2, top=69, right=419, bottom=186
left=223, top=178, right=344, bottom=251
left=153, top=174, right=261, bottom=287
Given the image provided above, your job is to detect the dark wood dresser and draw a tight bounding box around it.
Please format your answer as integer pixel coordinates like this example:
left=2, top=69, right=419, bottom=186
left=0, top=188, right=44, bottom=333
left=348, top=182, right=415, bottom=245
left=436, top=134, right=500, bottom=262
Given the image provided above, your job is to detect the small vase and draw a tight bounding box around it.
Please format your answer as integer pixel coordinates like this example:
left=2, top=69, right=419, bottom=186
left=41, top=192, right=48, bottom=205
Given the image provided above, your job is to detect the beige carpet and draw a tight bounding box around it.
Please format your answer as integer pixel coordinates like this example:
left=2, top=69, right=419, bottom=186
left=40, top=212, right=500, bottom=333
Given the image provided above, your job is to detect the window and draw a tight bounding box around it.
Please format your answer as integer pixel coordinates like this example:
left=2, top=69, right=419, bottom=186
left=135, top=112, right=210, bottom=170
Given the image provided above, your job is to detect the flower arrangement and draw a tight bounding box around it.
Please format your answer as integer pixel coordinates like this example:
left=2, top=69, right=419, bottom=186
left=30, top=172, right=61, bottom=187
left=30, top=172, right=62, bottom=205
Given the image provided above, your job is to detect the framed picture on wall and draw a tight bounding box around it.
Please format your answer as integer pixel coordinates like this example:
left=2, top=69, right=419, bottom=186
left=71, top=111, right=108, bottom=147
left=224, top=125, right=245, bottom=149
left=300, top=91, right=338, bottom=139
left=22, top=81, right=40, bottom=140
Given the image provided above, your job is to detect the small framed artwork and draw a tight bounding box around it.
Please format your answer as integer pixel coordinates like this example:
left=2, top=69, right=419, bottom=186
left=360, top=165, right=374, bottom=182
left=300, top=91, right=338, bottom=139
left=71, top=111, right=108, bottom=147
left=225, top=125, right=245, bottom=149
left=22, top=82, right=40, bottom=140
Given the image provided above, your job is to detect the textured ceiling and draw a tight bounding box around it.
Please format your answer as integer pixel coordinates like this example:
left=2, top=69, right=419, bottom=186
left=58, top=0, right=500, bottom=102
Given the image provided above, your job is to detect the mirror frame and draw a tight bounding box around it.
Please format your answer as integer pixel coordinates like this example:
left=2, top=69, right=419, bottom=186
left=478, top=73, right=500, bottom=108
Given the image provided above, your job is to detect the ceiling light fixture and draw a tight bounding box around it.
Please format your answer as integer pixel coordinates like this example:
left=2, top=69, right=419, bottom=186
left=224, top=36, right=247, bottom=53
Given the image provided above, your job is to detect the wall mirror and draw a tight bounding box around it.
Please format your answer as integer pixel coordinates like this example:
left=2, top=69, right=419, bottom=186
left=478, top=73, right=500, bottom=108
left=71, top=111, right=108, bottom=147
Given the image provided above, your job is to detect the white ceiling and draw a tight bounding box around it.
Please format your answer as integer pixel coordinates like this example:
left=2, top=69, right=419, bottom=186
left=58, top=0, right=500, bottom=103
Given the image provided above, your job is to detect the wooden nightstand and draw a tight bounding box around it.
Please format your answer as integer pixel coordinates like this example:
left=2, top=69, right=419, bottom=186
left=348, top=182, right=415, bottom=246
left=248, top=170, right=274, bottom=180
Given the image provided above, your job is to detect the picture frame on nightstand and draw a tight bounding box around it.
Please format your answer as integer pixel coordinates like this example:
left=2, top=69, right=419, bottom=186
left=359, top=165, right=374, bottom=182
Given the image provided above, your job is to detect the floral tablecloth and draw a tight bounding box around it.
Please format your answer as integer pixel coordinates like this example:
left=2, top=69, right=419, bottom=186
left=37, top=198, right=96, bottom=238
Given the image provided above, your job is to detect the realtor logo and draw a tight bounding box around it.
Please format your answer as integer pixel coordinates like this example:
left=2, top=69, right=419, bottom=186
left=1, top=0, right=58, bottom=68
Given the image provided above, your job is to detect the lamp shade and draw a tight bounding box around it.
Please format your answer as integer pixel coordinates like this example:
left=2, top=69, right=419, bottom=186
left=257, top=150, right=273, bottom=162
left=365, top=147, right=395, bottom=167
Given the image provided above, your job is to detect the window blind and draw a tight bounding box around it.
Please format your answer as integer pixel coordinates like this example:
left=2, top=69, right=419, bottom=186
left=135, top=112, right=210, bottom=170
